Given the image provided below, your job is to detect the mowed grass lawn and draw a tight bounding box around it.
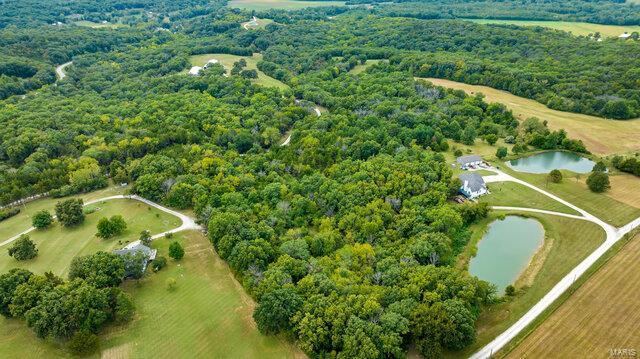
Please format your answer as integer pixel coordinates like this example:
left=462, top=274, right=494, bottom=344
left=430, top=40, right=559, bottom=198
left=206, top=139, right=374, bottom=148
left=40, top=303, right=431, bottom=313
left=480, top=181, right=580, bottom=215
left=0, top=198, right=181, bottom=276
left=348, top=59, right=382, bottom=74
left=451, top=211, right=605, bottom=357
left=73, top=20, right=126, bottom=29
left=424, top=78, right=640, bottom=156
left=467, top=19, right=640, bottom=37
left=190, top=53, right=289, bottom=89
left=227, top=0, right=344, bottom=10
left=500, top=166, right=640, bottom=227
left=0, top=185, right=127, bottom=241
left=242, top=17, right=274, bottom=29
left=506, top=233, right=640, bottom=358
left=101, top=231, right=302, bottom=358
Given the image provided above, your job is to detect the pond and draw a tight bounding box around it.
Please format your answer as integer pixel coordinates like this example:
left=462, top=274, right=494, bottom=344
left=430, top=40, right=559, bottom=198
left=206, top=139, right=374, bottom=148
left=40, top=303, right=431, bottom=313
left=507, top=151, right=596, bottom=174
left=469, top=216, right=544, bottom=293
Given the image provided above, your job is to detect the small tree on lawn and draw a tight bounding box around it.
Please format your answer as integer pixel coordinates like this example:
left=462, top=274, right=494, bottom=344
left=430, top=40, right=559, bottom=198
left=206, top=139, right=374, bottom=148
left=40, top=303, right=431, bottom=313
left=139, top=230, right=152, bottom=246
left=8, top=235, right=38, bottom=260
left=496, top=147, right=508, bottom=159
left=55, top=198, right=85, bottom=227
left=587, top=171, right=610, bottom=193
left=484, top=134, right=498, bottom=146
left=168, top=241, right=184, bottom=260
left=547, top=169, right=563, bottom=183
left=32, top=210, right=53, bottom=229
left=151, top=256, right=167, bottom=272
left=96, top=215, right=127, bottom=239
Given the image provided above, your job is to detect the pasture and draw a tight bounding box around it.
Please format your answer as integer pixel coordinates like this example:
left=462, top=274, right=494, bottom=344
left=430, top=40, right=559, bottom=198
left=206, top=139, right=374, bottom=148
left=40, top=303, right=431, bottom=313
left=190, top=53, right=289, bottom=89
left=425, top=78, right=640, bottom=156
left=506, top=233, right=640, bottom=358
left=349, top=59, right=382, bottom=74
left=479, top=181, right=580, bottom=215
left=499, top=166, right=640, bottom=227
left=227, top=0, right=344, bottom=10
left=452, top=211, right=606, bottom=357
left=468, top=19, right=640, bottom=38
left=242, top=17, right=274, bottom=29
left=73, top=20, right=126, bottom=29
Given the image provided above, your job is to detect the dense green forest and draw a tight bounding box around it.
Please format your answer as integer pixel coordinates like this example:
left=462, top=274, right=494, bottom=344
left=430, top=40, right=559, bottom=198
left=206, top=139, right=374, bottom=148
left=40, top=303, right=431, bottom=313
left=0, top=1, right=629, bottom=357
left=359, top=0, right=640, bottom=26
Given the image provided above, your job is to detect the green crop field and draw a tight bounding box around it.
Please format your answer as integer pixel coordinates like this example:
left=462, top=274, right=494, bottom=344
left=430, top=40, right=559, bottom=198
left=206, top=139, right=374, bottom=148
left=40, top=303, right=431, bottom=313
left=451, top=211, right=606, bottom=357
left=480, top=182, right=580, bottom=215
left=190, top=53, right=289, bottom=89
left=425, top=78, right=640, bottom=156
left=507, top=233, right=640, bottom=358
left=227, top=0, right=344, bottom=10
left=467, top=19, right=640, bottom=38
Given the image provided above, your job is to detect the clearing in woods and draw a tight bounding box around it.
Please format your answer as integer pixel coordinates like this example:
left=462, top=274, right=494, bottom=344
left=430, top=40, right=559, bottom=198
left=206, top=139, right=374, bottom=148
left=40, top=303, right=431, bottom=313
left=467, top=19, right=640, bottom=37
left=423, top=78, right=640, bottom=156
left=506, top=233, right=640, bottom=358
left=190, top=53, right=289, bottom=89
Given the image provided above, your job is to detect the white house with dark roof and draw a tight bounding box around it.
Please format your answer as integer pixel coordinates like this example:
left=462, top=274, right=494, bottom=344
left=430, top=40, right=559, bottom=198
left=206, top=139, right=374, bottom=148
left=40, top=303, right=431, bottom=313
left=456, top=155, right=483, bottom=170
left=619, top=32, right=632, bottom=39
left=459, top=172, right=488, bottom=199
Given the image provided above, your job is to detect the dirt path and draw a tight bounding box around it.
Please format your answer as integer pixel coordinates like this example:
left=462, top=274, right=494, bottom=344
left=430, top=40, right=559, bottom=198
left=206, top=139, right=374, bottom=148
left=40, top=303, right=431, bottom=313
left=55, top=61, right=72, bottom=80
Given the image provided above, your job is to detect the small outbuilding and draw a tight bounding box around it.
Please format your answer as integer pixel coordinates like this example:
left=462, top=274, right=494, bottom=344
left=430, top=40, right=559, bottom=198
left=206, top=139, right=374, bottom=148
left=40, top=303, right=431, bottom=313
left=619, top=32, right=632, bottom=39
left=203, top=59, right=219, bottom=69
left=188, top=66, right=203, bottom=76
left=459, top=173, right=488, bottom=199
left=456, top=155, right=483, bottom=170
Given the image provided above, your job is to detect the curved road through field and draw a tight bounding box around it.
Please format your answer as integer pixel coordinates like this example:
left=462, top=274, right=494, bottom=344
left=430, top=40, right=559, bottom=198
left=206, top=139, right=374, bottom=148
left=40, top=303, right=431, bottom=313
left=471, top=169, right=640, bottom=358
left=55, top=61, right=73, bottom=80
left=0, top=194, right=201, bottom=248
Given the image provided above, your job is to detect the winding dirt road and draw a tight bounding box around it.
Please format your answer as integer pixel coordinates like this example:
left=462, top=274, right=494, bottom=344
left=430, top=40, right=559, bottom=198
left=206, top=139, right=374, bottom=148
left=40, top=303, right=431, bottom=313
left=55, top=61, right=72, bottom=80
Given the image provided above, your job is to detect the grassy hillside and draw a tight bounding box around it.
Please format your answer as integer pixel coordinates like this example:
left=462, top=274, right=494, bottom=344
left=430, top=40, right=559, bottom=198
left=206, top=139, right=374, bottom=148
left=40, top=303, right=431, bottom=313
left=468, top=19, right=640, bottom=38
left=425, top=78, right=640, bottom=156
left=189, top=53, right=289, bottom=89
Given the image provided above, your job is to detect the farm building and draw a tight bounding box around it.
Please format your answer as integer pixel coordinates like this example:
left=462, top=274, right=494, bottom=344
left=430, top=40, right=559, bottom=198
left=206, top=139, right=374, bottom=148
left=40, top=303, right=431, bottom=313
left=114, top=242, right=157, bottom=275
left=457, top=154, right=483, bottom=169
left=619, top=32, right=631, bottom=39
left=203, top=59, right=219, bottom=69
left=459, top=172, right=488, bottom=199
left=188, top=66, right=203, bottom=76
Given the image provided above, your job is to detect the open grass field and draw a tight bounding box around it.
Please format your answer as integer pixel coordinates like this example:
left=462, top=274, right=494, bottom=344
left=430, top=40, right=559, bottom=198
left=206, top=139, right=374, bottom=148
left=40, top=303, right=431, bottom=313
left=451, top=211, right=606, bottom=357
left=227, top=0, right=344, bottom=10
left=0, top=185, right=127, bottom=241
left=467, top=19, right=640, bottom=38
left=605, top=172, right=640, bottom=209
left=499, top=165, right=640, bottom=227
left=506, top=233, right=640, bottom=358
left=0, top=231, right=302, bottom=358
left=424, top=78, right=640, bottom=156
left=190, top=53, right=289, bottom=89
left=0, top=198, right=181, bottom=276
left=73, top=20, right=126, bottom=29
left=242, top=17, right=274, bottom=29
left=349, top=59, right=382, bottom=74
left=480, top=181, right=580, bottom=215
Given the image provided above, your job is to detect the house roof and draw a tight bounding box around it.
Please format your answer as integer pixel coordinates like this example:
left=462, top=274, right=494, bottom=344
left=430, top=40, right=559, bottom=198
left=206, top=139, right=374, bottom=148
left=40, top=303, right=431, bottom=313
left=456, top=155, right=482, bottom=165
left=114, top=242, right=157, bottom=260
left=619, top=32, right=631, bottom=38
left=459, top=172, right=486, bottom=192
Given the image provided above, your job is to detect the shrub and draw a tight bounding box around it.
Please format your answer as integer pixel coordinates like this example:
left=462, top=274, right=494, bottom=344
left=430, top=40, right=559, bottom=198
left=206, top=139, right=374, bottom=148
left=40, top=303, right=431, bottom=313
left=139, top=230, right=152, bottom=246
left=168, top=241, right=184, bottom=260
left=505, top=285, right=516, bottom=296
left=166, top=277, right=177, bottom=291
left=7, top=235, right=38, bottom=261
left=496, top=146, right=508, bottom=159
left=32, top=210, right=53, bottom=229
left=0, top=207, right=20, bottom=222
left=547, top=169, right=563, bottom=183
left=68, top=331, right=99, bottom=355
left=586, top=171, right=610, bottom=193
left=151, top=256, right=167, bottom=272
